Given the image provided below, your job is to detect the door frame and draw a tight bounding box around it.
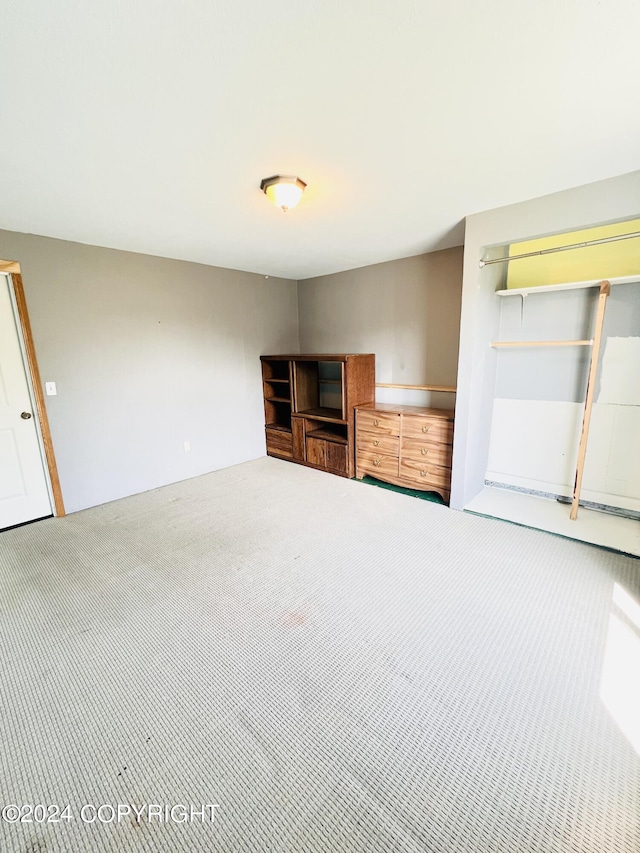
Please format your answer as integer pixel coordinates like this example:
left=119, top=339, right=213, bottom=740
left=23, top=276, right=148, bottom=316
left=0, top=258, right=65, bottom=517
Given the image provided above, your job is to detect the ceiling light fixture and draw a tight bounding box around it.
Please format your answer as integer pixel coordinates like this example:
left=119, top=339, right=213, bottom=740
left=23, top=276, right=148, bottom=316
left=260, top=175, right=307, bottom=212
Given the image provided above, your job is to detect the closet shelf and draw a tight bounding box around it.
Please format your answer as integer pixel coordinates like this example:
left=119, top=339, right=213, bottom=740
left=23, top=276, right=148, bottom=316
left=496, top=274, right=639, bottom=297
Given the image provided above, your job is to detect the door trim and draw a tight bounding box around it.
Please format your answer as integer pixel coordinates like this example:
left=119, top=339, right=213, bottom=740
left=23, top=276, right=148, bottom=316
left=1, top=260, right=65, bottom=517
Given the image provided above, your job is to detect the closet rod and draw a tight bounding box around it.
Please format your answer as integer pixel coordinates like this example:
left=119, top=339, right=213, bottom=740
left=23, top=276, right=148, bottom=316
left=491, top=340, right=592, bottom=348
left=479, top=230, right=640, bottom=267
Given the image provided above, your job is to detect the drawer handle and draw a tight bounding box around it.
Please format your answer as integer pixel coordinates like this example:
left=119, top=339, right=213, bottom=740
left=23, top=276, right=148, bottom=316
left=373, top=458, right=381, bottom=466
left=421, top=470, right=428, bottom=477
left=373, top=440, right=380, bottom=446
left=422, top=425, right=431, bottom=433
left=374, top=419, right=380, bottom=426
left=421, top=448, right=428, bottom=455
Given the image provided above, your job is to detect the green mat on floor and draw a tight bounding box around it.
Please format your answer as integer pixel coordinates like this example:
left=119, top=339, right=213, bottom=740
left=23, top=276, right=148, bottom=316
left=357, top=475, right=445, bottom=504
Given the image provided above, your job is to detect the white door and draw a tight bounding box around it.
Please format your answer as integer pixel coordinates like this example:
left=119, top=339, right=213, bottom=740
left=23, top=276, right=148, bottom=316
left=0, top=275, right=52, bottom=528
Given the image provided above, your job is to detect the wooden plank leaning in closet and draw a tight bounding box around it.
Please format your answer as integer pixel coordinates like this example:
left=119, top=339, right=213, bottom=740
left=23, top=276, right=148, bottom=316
left=570, top=280, right=611, bottom=520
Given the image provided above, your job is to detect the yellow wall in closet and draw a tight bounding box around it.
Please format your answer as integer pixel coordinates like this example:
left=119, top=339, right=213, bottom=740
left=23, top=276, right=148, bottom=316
left=506, top=218, right=640, bottom=289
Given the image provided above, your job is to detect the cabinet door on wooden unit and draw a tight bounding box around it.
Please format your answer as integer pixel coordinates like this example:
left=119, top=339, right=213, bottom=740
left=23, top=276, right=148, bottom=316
left=306, top=436, right=326, bottom=467
left=326, top=441, right=347, bottom=474
left=304, top=436, right=349, bottom=474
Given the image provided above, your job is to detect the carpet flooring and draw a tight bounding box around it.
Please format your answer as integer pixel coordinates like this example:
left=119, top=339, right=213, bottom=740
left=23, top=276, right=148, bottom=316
left=1, top=456, right=639, bottom=852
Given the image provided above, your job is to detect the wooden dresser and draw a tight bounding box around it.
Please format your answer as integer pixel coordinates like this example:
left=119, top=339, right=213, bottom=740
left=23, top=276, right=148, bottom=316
left=355, top=403, right=454, bottom=503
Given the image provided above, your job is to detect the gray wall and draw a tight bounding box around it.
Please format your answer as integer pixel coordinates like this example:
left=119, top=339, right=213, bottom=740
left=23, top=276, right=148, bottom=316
left=0, top=231, right=299, bottom=513
left=494, top=283, right=640, bottom=403
left=495, top=288, right=597, bottom=403
left=298, top=248, right=463, bottom=408
left=452, top=169, right=640, bottom=510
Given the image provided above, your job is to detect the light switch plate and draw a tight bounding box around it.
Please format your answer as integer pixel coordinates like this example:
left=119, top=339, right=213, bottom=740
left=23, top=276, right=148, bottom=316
left=45, top=381, right=57, bottom=396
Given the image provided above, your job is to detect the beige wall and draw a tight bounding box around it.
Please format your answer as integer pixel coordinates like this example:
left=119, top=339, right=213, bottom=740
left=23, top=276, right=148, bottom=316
left=0, top=230, right=463, bottom=515
left=297, top=248, right=464, bottom=409
left=0, top=230, right=299, bottom=513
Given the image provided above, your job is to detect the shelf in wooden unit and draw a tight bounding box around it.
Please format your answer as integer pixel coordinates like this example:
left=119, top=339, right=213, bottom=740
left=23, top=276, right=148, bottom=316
left=297, top=407, right=346, bottom=423
left=266, top=396, right=291, bottom=404
left=306, top=428, right=348, bottom=445
left=266, top=377, right=290, bottom=384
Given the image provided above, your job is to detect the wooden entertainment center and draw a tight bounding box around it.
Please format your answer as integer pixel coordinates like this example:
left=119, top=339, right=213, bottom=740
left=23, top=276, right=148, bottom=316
left=261, top=353, right=375, bottom=478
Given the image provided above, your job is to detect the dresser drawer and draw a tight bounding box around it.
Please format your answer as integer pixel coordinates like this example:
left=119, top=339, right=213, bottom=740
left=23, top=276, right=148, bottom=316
left=357, top=409, right=400, bottom=436
left=357, top=449, right=399, bottom=479
left=400, top=458, right=451, bottom=489
left=401, top=438, right=452, bottom=467
left=266, top=428, right=293, bottom=458
left=357, top=433, right=400, bottom=456
left=401, top=414, right=453, bottom=445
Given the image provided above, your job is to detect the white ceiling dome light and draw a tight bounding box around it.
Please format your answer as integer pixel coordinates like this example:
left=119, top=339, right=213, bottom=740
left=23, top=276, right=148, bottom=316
left=260, top=175, right=307, bottom=212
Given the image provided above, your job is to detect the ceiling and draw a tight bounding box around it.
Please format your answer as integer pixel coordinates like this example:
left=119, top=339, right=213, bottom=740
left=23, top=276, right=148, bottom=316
left=2, top=0, right=639, bottom=280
